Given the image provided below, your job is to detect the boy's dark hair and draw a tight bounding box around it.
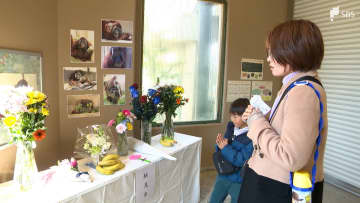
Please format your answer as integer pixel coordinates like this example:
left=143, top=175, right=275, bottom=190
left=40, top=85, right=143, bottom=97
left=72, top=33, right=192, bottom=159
left=229, top=98, right=250, bottom=116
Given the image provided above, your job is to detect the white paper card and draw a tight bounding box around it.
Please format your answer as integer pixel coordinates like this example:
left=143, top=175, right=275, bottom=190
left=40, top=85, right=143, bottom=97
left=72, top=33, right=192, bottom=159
left=226, top=80, right=251, bottom=102
left=128, top=137, right=176, bottom=161
left=250, top=95, right=271, bottom=115
left=135, top=164, right=156, bottom=203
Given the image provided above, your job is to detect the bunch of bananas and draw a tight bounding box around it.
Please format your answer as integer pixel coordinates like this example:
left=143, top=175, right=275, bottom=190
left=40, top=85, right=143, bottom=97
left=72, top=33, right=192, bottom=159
left=160, top=138, right=177, bottom=147
left=96, top=154, right=125, bottom=175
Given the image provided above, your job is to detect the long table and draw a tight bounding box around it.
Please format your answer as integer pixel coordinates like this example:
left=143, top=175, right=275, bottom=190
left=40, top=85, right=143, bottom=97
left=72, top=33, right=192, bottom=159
left=0, top=133, right=202, bottom=203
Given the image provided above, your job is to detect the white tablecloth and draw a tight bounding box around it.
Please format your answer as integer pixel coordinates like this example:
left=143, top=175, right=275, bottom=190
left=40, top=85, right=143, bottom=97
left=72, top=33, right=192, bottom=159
left=0, top=133, right=202, bottom=203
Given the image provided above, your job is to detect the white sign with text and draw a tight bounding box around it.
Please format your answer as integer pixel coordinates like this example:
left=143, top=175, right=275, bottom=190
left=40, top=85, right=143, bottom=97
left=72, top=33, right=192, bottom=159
left=135, top=163, right=156, bottom=203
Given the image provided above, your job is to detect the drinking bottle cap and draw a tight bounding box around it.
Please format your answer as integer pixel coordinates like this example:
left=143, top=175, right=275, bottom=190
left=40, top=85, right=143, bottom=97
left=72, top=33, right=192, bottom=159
left=293, top=171, right=312, bottom=189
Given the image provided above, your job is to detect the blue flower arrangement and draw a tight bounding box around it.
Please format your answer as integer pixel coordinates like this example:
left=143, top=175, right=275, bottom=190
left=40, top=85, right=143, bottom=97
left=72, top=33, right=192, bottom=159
left=129, top=83, right=160, bottom=122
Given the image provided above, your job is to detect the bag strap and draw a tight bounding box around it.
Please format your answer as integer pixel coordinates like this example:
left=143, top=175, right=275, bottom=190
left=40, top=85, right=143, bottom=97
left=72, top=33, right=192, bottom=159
left=276, top=77, right=324, bottom=192
left=269, top=76, right=323, bottom=122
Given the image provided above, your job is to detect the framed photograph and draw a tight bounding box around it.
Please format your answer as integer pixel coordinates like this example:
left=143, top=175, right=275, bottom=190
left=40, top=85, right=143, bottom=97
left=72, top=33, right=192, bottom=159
left=101, top=19, right=133, bottom=43
left=103, top=74, right=125, bottom=105
left=70, top=29, right=95, bottom=63
left=63, top=67, right=97, bottom=91
left=101, top=46, right=132, bottom=69
left=0, top=48, right=42, bottom=91
left=67, top=94, right=100, bottom=118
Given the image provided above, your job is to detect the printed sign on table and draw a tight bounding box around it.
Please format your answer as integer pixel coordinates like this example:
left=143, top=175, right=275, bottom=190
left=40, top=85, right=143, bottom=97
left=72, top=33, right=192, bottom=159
left=135, top=163, right=155, bottom=203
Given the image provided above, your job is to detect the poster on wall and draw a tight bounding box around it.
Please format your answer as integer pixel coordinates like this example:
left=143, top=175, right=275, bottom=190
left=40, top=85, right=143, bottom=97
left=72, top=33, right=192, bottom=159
left=101, top=46, right=132, bottom=69
left=70, top=29, right=95, bottom=63
left=241, top=58, right=263, bottom=80
left=251, top=81, right=273, bottom=102
left=103, top=74, right=126, bottom=105
left=226, top=80, right=251, bottom=102
left=101, top=19, right=133, bottom=43
left=63, top=67, right=97, bottom=91
left=0, top=49, right=42, bottom=91
left=67, top=94, right=100, bottom=118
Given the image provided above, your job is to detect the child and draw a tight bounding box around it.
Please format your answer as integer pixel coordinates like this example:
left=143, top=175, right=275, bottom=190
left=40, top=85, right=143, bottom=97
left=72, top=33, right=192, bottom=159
left=209, top=98, right=253, bottom=203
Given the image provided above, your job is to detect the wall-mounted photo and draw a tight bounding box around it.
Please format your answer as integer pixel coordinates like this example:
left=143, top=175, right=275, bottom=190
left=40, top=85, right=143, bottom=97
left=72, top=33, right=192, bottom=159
left=70, top=29, right=95, bottom=63
left=103, top=74, right=125, bottom=105
left=63, top=67, right=97, bottom=91
left=101, top=19, right=133, bottom=43
left=0, top=49, right=42, bottom=91
left=67, top=94, right=100, bottom=118
left=101, top=46, right=132, bottom=69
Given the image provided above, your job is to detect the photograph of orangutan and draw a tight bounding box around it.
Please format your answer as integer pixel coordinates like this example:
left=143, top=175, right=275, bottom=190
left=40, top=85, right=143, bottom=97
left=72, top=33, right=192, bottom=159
left=101, top=46, right=132, bottom=69
left=67, top=94, right=100, bottom=118
left=63, top=67, right=97, bottom=91
left=101, top=19, right=133, bottom=43
left=70, top=29, right=95, bottom=63
left=103, top=74, right=126, bottom=105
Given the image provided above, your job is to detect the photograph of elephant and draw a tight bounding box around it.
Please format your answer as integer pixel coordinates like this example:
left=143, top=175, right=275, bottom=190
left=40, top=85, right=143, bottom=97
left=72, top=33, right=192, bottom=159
left=103, top=74, right=126, bottom=105
left=101, top=46, right=132, bottom=69
left=70, top=29, right=94, bottom=63
left=67, top=94, right=100, bottom=118
left=63, top=67, right=97, bottom=91
left=101, top=19, right=133, bottom=43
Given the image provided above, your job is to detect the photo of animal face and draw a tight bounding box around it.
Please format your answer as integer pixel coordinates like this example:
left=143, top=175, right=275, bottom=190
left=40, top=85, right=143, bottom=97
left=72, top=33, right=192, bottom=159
left=101, top=19, right=133, bottom=43
left=101, top=46, right=132, bottom=69
left=103, top=74, right=125, bottom=105
left=67, top=94, right=100, bottom=118
left=64, top=67, right=97, bottom=91
left=70, top=29, right=95, bottom=63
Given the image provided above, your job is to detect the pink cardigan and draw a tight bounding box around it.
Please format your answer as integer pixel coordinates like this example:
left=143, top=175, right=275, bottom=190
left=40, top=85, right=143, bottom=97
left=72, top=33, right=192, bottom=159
left=247, top=71, right=328, bottom=184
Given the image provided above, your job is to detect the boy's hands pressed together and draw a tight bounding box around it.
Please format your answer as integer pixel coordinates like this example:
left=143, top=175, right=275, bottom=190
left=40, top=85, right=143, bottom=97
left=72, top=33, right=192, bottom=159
left=216, top=133, right=228, bottom=149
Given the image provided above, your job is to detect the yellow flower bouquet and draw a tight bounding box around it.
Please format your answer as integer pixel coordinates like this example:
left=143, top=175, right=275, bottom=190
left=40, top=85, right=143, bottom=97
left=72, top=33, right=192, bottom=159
left=0, top=86, right=49, bottom=191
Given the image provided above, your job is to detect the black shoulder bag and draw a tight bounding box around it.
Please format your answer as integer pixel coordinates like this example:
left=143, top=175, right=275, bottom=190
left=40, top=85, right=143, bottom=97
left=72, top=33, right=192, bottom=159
left=213, top=134, right=241, bottom=175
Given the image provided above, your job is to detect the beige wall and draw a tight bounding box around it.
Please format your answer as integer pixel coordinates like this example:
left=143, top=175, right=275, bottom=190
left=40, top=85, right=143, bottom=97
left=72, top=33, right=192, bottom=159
left=0, top=0, right=60, bottom=170
left=0, top=0, right=289, bottom=170
left=57, top=0, right=138, bottom=158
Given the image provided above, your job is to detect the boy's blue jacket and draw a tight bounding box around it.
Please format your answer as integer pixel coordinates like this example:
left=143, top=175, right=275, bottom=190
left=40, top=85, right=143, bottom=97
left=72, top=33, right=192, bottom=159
left=215, top=122, right=254, bottom=183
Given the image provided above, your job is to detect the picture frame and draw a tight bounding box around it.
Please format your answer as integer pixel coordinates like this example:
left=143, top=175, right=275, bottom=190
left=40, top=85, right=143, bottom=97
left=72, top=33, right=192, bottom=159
left=67, top=94, right=101, bottom=118
left=0, top=48, right=42, bottom=91
left=101, top=19, right=133, bottom=43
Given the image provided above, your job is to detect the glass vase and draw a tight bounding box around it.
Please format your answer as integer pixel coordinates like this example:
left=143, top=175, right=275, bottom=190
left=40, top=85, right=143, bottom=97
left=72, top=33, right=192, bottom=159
left=161, top=112, right=174, bottom=141
left=117, top=132, right=128, bottom=156
left=91, top=153, right=100, bottom=165
left=141, top=120, right=152, bottom=145
left=13, top=141, right=38, bottom=191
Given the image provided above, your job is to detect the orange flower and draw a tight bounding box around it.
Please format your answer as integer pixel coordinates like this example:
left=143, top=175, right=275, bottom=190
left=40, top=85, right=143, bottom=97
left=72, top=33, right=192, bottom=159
left=176, top=98, right=181, bottom=105
left=33, top=129, right=46, bottom=141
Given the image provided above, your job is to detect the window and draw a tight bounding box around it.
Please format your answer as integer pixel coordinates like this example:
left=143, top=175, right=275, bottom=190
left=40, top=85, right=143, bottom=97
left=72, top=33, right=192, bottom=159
left=142, top=0, right=226, bottom=123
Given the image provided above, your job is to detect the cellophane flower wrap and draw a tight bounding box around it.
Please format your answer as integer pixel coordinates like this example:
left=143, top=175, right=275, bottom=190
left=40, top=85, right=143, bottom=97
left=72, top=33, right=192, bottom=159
left=74, top=124, right=115, bottom=163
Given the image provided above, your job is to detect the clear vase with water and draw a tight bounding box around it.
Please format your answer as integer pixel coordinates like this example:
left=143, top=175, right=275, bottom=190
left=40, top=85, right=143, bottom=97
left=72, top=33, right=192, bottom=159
left=13, top=141, right=38, bottom=191
left=141, top=120, right=152, bottom=145
left=117, top=132, right=128, bottom=156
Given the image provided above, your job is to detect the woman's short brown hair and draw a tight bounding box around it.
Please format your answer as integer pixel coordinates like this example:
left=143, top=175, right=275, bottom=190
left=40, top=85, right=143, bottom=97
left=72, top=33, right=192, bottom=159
left=266, top=20, right=324, bottom=72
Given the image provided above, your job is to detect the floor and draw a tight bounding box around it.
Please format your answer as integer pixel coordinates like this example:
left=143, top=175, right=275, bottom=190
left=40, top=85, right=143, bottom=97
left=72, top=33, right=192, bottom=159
left=200, top=169, right=360, bottom=203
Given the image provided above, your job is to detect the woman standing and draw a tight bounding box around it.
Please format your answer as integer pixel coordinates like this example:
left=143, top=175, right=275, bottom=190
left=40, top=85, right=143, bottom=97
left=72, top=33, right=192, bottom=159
left=238, top=20, right=328, bottom=203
